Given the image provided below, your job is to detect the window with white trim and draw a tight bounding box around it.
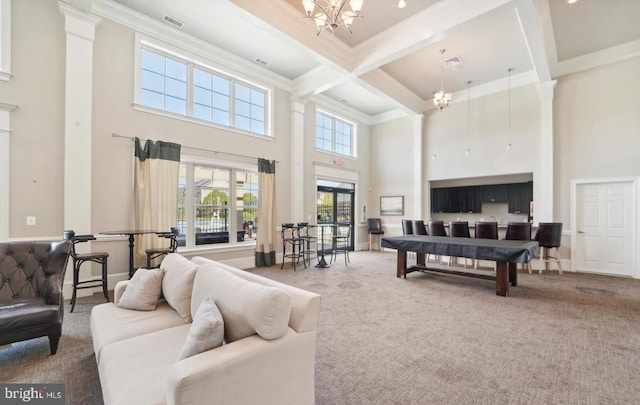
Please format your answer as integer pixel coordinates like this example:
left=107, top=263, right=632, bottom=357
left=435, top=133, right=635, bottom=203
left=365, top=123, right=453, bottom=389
left=177, top=162, right=258, bottom=248
left=0, top=0, right=12, bottom=81
left=315, top=110, right=355, bottom=157
left=138, top=46, right=269, bottom=136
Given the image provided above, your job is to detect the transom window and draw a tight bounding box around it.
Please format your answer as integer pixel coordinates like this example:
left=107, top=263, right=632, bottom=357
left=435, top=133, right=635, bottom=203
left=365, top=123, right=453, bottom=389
left=177, top=162, right=258, bottom=248
left=138, top=46, right=269, bottom=136
left=315, top=111, right=355, bottom=157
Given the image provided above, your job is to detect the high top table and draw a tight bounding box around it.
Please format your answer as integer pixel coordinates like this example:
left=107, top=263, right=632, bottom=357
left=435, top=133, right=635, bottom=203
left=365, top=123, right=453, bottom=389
left=100, top=230, right=159, bottom=278
left=381, top=235, right=539, bottom=297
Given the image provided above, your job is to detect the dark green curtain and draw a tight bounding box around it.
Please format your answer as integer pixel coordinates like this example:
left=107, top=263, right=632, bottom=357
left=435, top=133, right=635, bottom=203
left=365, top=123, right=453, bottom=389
left=255, top=158, right=276, bottom=267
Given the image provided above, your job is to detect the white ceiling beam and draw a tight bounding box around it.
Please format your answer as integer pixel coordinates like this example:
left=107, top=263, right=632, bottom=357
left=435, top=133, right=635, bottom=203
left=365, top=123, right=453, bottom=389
left=512, top=0, right=552, bottom=83
left=555, top=38, right=640, bottom=78
left=350, top=0, right=511, bottom=77
left=292, top=65, right=352, bottom=99
left=358, top=69, right=424, bottom=115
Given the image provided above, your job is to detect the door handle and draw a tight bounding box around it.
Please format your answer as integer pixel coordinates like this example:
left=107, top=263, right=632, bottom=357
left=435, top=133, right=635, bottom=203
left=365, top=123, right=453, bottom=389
left=577, top=230, right=585, bottom=234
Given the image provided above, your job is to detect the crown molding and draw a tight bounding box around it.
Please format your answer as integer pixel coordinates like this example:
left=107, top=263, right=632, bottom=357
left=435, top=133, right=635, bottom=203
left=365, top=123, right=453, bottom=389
left=90, top=0, right=293, bottom=92
left=553, top=39, right=640, bottom=78
left=311, top=94, right=373, bottom=126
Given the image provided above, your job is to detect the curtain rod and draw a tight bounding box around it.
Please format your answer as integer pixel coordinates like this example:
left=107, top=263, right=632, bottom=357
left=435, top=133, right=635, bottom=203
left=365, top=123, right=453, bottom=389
left=112, top=133, right=278, bottom=163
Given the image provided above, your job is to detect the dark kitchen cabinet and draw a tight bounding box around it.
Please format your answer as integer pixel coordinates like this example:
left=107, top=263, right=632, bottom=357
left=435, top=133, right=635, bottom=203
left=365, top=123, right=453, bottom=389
left=461, top=186, right=481, bottom=213
left=431, top=186, right=481, bottom=213
left=481, top=184, right=508, bottom=203
left=507, top=182, right=533, bottom=214
left=431, top=188, right=449, bottom=213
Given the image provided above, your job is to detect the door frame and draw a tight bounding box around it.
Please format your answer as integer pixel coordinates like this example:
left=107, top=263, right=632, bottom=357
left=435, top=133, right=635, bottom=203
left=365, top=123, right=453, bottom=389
left=570, top=176, right=639, bottom=278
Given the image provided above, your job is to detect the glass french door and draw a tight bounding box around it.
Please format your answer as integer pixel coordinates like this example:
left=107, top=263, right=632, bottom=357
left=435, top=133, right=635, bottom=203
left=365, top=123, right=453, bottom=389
left=317, top=181, right=355, bottom=253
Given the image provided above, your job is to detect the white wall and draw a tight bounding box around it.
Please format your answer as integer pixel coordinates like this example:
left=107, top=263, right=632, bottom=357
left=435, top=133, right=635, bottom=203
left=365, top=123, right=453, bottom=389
left=554, top=56, right=640, bottom=229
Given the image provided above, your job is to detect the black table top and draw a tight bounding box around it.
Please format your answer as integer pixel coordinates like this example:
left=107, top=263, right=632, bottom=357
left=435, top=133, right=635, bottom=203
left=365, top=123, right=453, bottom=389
left=381, top=235, right=539, bottom=264
left=100, top=230, right=159, bottom=235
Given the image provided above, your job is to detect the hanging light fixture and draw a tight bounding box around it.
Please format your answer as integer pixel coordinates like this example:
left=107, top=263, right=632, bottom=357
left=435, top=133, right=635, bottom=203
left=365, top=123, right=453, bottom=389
left=465, top=80, right=471, bottom=156
left=302, top=0, right=364, bottom=35
left=433, top=49, right=452, bottom=110
left=506, top=68, right=512, bottom=150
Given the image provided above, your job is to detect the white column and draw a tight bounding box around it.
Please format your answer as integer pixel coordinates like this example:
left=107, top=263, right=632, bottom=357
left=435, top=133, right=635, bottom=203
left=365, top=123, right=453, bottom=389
left=59, top=3, right=100, bottom=235
left=0, top=102, right=16, bottom=241
left=290, top=99, right=306, bottom=222
left=411, top=114, right=424, bottom=219
left=0, top=0, right=12, bottom=81
left=536, top=80, right=557, bottom=222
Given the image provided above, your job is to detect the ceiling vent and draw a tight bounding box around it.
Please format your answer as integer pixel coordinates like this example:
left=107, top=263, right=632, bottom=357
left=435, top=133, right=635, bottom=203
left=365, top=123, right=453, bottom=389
left=163, top=15, right=184, bottom=29
left=443, top=55, right=463, bottom=69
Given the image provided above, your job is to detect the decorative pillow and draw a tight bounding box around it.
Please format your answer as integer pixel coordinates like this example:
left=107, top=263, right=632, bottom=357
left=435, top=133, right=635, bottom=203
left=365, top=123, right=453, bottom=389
left=160, top=253, right=199, bottom=322
left=177, top=297, right=224, bottom=360
left=191, top=263, right=291, bottom=342
left=116, top=268, right=164, bottom=311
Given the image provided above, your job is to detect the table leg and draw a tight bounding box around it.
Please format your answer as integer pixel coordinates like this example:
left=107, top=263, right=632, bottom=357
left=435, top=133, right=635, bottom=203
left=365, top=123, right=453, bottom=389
left=416, top=253, right=425, bottom=266
left=315, top=226, right=330, bottom=268
left=509, top=262, right=518, bottom=286
left=128, top=233, right=135, bottom=278
left=495, top=261, right=509, bottom=296
left=397, top=250, right=407, bottom=278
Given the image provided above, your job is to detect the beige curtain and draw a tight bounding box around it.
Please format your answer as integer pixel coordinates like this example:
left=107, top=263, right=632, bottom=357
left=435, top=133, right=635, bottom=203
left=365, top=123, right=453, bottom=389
left=133, top=137, right=181, bottom=268
left=255, top=158, right=276, bottom=267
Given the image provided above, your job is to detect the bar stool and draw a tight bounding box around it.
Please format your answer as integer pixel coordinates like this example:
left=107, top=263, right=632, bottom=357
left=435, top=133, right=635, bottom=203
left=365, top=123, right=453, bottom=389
left=474, top=222, right=498, bottom=270
left=331, top=223, right=351, bottom=265
left=146, top=227, right=179, bottom=268
left=297, top=222, right=317, bottom=267
left=534, top=222, right=563, bottom=274
left=367, top=218, right=384, bottom=251
left=401, top=219, right=414, bottom=235
left=505, top=222, right=533, bottom=273
left=63, top=230, right=109, bottom=312
left=412, top=220, right=428, bottom=235
left=281, top=223, right=305, bottom=271
left=427, top=221, right=447, bottom=263
left=448, top=221, right=471, bottom=267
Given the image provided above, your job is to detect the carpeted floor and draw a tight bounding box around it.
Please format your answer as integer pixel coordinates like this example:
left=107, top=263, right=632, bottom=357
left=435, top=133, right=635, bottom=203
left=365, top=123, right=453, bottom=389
left=2, top=251, right=640, bottom=404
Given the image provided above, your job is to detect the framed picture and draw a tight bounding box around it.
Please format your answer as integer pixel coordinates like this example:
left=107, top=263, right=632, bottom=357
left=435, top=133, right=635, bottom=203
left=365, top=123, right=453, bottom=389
left=380, top=196, right=404, bottom=216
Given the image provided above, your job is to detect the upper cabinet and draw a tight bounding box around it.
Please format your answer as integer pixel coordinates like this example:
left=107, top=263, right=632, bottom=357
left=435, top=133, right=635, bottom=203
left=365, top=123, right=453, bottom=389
left=507, top=182, right=533, bottom=214
left=481, top=184, right=508, bottom=203
left=431, top=182, right=532, bottom=214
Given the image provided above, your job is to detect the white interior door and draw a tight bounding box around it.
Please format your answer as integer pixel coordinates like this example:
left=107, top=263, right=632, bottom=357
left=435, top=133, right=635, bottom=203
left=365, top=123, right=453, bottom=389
left=574, top=181, right=635, bottom=276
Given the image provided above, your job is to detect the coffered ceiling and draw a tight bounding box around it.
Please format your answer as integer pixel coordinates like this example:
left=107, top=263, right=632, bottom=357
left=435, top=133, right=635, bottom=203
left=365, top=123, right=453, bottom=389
left=100, top=0, right=640, bottom=121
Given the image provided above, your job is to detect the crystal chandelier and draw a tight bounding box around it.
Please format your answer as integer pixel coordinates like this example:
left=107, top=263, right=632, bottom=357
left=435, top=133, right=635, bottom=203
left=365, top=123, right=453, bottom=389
left=302, top=0, right=364, bottom=35
left=433, top=49, right=452, bottom=110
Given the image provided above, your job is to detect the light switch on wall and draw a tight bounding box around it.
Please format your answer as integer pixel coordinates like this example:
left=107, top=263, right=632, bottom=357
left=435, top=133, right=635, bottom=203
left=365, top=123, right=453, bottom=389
left=26, top=216, right=36, bottom=226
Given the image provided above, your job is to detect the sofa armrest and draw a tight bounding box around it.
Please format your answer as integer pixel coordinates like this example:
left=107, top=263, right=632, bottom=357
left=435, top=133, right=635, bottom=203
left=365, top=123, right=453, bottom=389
left=167, top=329, right=317, bottom=405
left=113, top=280, right=130, bottom=305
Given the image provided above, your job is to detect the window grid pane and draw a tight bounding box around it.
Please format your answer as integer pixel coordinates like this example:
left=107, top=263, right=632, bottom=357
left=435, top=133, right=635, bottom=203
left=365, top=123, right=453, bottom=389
left=315, top=112, right=354, bottom=157
left=234, top=83, right=266, bottom=135
left=140, top=49, right=267, bottom=135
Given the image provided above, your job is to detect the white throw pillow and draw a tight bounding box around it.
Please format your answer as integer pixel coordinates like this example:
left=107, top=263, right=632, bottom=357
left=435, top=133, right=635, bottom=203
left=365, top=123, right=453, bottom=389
left=177, top=297, right=224, bottom=360
left=160, top=253, right=199, bottom=322
left=116, top=268, right=164, bottom=311
left=191, top=263, right=291, bottom=342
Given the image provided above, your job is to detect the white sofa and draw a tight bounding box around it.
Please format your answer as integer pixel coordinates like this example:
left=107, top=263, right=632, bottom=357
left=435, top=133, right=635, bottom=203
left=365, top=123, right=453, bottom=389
left=90, top=255, right=321, bottom=405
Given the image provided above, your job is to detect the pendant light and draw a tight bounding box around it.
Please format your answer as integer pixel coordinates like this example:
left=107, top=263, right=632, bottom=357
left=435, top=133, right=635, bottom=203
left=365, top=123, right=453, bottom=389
left=465, top=80, right=471, bottom=156
left=507, top=68, right=512, bottom=150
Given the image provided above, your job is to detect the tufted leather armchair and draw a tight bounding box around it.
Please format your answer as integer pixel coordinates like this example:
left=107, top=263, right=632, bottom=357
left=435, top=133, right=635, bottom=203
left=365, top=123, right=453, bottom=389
left=0, top=240, right=71, bottom=354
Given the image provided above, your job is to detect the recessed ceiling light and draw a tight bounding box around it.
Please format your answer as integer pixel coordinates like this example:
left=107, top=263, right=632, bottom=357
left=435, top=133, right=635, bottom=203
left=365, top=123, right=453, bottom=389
left=396, top=0, right=407, bottom=8
left=566, top=0, right=579, bottom=4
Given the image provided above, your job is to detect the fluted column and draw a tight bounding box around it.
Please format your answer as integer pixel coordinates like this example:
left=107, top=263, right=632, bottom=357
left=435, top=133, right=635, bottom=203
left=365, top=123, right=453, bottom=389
left=536, top=80, right=557, bottom=222
left=411, top=114, right=424, bottom=219
left=59, top=2, right=100, bottom=234
left=290, top=99, right=306, bottom=222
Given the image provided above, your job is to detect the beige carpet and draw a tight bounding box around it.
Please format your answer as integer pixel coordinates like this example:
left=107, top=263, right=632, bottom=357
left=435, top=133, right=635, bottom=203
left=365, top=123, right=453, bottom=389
left=2, top=251, right=640, bottom=404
